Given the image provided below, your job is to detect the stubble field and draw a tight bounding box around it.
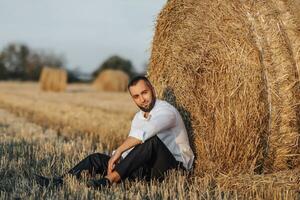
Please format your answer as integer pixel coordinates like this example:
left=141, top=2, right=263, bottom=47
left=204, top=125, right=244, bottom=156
left=0, top=82, right=299, bottom=199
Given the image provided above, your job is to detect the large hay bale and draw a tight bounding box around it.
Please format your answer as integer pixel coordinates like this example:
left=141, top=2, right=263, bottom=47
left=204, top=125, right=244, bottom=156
left=148, top=0, right=300, bottom=175
left=283, top=0, right=300, bottom=30
left=93, top=69, right=129, bottom=92
left=263, top=0, right=300, bottom=172
left=39, top=67, right=67, bottom=92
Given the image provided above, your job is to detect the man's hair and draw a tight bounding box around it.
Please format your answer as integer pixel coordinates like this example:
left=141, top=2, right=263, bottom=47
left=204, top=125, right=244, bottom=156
left=127, top=76, right=152, bottom=90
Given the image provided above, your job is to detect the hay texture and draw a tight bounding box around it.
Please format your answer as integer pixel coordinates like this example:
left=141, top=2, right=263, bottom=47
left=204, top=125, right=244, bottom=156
left=216, top=169, right=300, bottom=199
left=39, top=67, right=67, bottom=92
left=148, top=0, right=300, bottom=175
left=93, top=69, right=129, bottom=92
left=263, top=0, right=300, bottom=172
left=283, top=0, right=300, bottom=30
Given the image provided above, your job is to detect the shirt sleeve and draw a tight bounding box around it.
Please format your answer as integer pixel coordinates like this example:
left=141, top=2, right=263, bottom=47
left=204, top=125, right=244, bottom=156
left=128, top=108, right=176, bottom=143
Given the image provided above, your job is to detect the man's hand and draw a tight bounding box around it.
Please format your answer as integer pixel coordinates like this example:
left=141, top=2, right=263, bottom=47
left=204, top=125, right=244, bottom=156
left=107, top=136, right=142, bottom=175
left=107, top=150, right=122, bottom=175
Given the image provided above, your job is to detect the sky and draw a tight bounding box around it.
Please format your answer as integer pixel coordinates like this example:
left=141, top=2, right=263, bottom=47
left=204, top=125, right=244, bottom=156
left=0, top=0, right=167, bottom=73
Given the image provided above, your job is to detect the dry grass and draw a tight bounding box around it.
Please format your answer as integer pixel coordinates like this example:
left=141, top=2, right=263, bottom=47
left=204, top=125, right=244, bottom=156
left=0, top=82, right=137, bottom=150
left=0, top=106, right=299, bottom=199
left=148, top=0, right=300, bottom=175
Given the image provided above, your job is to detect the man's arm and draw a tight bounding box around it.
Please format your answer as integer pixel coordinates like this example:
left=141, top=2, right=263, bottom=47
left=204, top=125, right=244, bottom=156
left=107, top=136, right=142, bottom=174
left=116, top=136, right=142, bottom=154
left=129, top=108, right=176, bottom=143
left=108, top=108, right=176, bottom=174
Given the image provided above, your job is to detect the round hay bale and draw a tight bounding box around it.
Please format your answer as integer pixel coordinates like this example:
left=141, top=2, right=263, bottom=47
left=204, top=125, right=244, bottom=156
left=39, top=67, right=67, bottom=92
left=93, top=69, right=129, bottom=92
left=148, top=0, right=300, bottom=175
left=283, top=0, right=300, bottom=30
left=264, top=0, right=300, bottom=172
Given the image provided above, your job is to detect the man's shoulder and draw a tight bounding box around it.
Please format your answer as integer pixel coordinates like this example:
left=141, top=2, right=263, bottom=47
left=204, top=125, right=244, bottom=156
left=133, top=111, right=141, bottom=120
left=156, top=99, right=176, bottom=110
left=155, top=99, right=179, bottom=115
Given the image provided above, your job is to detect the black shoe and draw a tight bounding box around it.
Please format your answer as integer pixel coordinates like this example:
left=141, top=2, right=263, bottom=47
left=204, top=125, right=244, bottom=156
left=86, top=177, right=111, bottom=189
left=34, top=173, right=63, bottom=188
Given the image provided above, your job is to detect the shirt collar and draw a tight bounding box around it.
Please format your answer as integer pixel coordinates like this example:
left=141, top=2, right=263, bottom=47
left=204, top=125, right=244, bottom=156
left=140, top=99, right=160, bottom=121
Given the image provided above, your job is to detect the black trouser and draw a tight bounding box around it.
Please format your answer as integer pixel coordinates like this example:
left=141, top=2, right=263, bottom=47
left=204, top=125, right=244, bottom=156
left=67, top=136, right=184, bottom=181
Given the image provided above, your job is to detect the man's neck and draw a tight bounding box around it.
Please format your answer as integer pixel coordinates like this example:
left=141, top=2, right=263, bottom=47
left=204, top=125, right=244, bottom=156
left=143, top=112, right=149, bottom=119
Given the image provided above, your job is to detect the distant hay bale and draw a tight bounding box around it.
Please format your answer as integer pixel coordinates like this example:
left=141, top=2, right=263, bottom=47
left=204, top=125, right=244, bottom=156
left=39, top=67, right=67, bottom=92
left=148, top=0, right=300, bottom=175
left=93, top=69, right=129, bottom=92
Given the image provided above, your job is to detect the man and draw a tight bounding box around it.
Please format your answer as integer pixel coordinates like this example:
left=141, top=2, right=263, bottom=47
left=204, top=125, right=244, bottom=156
left=35, top=76, right=194, bottom=189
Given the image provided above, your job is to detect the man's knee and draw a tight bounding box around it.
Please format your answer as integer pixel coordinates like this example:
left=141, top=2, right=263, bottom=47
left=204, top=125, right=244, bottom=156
left=88, top=153, right=101, bottom=158
left=86, top=153, right=102, bottom=163
left=142, top=135, right=167, bottom=150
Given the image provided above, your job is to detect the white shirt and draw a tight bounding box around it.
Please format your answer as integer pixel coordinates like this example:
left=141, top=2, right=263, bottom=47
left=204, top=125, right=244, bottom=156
left=121, top=99, right=195, bottom=170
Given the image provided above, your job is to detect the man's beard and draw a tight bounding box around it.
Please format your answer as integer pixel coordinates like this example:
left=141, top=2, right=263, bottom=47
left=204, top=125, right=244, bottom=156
left=139, top=97, right=156, bottom=113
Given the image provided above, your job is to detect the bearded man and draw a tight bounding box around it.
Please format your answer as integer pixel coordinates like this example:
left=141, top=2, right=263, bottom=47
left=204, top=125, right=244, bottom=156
left=35, top=76, right=194, bottom=189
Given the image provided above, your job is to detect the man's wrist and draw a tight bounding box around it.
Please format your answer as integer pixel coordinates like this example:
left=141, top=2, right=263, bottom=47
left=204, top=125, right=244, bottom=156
left=115, top=148, right=123, bottom=155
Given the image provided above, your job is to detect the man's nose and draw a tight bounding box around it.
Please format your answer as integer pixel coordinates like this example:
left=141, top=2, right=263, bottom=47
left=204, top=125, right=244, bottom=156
left=140, top=96, right=145, bottom=103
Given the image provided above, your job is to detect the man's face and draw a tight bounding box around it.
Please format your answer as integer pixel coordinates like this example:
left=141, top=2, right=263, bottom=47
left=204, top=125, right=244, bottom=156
left=129, top=80, right=156, bottom=112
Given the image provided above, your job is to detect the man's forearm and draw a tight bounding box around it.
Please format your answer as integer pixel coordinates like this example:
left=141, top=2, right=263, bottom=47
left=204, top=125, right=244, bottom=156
left=116, top=136, right=142, bottom=154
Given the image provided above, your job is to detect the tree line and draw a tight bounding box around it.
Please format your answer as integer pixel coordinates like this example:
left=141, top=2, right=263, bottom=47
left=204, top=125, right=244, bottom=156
left=0, top=43, right=65, bottom=81
left=0, top=42, right=144, bottom=82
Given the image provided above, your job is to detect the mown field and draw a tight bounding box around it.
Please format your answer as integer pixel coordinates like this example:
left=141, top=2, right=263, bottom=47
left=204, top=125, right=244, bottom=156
left=0, top=82, right=299, bottom=199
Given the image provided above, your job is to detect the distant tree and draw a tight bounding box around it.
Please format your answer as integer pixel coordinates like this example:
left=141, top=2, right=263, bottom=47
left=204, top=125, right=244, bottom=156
left=0, top=61, right=7, bottom=80
left=0, top=42, right=65, bottom=80
left=25, top=52, right=43, bottom=80
left=26, top=50, right=65, bottom=80
left=35, top=50, right=65, bottom=68
left=66, top=68, right=84, bottom=83
left=141, top=61, right=148, bottom=76
left=1, top=43, right=30, bottom=79
left=92, top=55, right=137, bottom=79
